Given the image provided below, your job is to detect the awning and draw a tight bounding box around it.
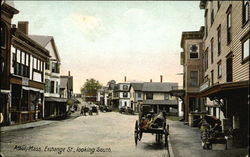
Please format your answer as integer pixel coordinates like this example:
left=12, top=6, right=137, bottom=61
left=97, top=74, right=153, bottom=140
left=199, top=80, right=249, bottom=99
left=22, top=86, right=44, bottom=93
left=45, top=97, right=68, bottom=103
left=142, top=100, right=178, bottom=106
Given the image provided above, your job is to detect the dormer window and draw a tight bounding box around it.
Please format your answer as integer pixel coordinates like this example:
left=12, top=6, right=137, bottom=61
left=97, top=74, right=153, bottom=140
left=123, top=85, right=128, bottom=90
left=189, top=44, right=199, bottom=59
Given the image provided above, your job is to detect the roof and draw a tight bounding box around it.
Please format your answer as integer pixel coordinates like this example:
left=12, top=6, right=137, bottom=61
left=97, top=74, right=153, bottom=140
left=28, top=35, right=53, bottom=47
left=142, top=100, right=178, bottom=105
left=60, top=75, right=73, bottom=91
left=130, top=83, right=143, bottom=91
left=142, top=82, right=178, bottom=92
left=60, top=77, right=68, bottom=89
left=45, top=97, right=67, bottom=103
left=29, top=35, right=61, bottom=62
left=180, top=27, right=204, bottom=48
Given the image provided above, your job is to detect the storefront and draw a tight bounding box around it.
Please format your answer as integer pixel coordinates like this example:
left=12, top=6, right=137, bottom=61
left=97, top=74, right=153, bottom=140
left=10, top=84, right=44, bottom=124
left=200, top=80, right=249, bottom=147
left=44, top=97, right=68, bottom=119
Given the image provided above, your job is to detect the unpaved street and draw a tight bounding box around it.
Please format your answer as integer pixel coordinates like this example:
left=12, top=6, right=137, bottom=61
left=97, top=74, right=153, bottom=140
left=1, top=112, right=170, bottom=157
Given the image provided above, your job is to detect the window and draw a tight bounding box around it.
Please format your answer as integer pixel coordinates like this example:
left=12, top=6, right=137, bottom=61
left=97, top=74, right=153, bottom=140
left=204, top=48, right=208, bottom=71
left=164, top=94, right=169, bottom=100
left=242, top=38, right=249, bottom=62
left=1, top=22, right=7, bottom=49
left=137, top=92, right=142, bottom=98
left=226, top=54, right=233, bottom=82
left=56, top=81, right=58, bottom=94
left=123, top=92, right=128, bottom=98
left=16, top=49, right=20, bottom=63
left=146, top=93, right=153, bottom=100
left=190, top=71, right=198, bottom=86
left=243, top=0, right=249, bottom=25
left=217, top=1, right=221, bottom=10
left=123, top=85, right=128, bottom=90
left=45, top=79, right=50, bottom=93
left=13, top=48, right=29, bottom=78
left=205, top=9, right=208, bottom=38
left=50, top=81, right=55, bottom=93
left=211, top=9, right=214, bottom=25
left=45, top=61, right=50, bottom=70
left=217, top=61, right=222, bottom=78
left=211, top=70, right=214, bottom=85
left=227, top=7, right=232, bottom=44
left=217, top=25, right=221, bottom=55
left=189, top=44, right=199, bottom=59
left=211, top=38, right=214, bottom=64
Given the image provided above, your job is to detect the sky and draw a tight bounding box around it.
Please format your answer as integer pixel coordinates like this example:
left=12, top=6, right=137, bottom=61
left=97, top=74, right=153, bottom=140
left=12, top=1, right=204, bottom=93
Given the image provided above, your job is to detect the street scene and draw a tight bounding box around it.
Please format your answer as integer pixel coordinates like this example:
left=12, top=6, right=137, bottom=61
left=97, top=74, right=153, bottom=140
left=0, top=0, right=249, bottom=157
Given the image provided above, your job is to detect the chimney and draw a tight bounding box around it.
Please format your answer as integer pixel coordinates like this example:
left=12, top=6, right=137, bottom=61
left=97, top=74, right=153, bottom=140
left=150, top=79, right=152, bottom=82
left=124, top=76, right=126, bottom=82
left=68, top=71, right=71, bottom=76
left=160, top=75, right=163, bottom=83
left=18, top=21, right=29, bottom=34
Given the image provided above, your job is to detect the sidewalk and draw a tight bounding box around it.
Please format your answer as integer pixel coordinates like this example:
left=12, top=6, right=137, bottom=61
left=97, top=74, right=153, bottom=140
left=0, top=111, right=80, bottom=132
left=168, top=120, right=248, bottom=157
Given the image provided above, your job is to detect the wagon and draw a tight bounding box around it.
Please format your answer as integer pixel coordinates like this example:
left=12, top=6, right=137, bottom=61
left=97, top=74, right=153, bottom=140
left=134, top=105, right=169, bottom=148
left=89, top=105, right=98, bottom=115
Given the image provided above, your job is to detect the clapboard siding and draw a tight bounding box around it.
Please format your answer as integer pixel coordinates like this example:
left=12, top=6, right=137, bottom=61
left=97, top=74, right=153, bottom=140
left=203, top=1, right=249, bottom=84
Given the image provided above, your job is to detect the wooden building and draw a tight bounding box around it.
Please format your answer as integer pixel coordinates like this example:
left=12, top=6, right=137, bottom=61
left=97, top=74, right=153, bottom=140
left=199, top=0, right=249, bottom=147
left=9, top=21, right=50, bottom=124
left=0, top=0, right=19, bottom=125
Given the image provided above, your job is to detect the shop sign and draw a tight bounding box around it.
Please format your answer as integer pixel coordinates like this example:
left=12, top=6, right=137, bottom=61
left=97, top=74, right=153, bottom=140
left=22, top=77, right=29, bottom=86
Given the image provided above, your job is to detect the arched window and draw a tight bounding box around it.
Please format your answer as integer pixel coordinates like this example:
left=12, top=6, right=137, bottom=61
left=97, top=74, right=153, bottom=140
left=1, top=22, right=7, bottom=49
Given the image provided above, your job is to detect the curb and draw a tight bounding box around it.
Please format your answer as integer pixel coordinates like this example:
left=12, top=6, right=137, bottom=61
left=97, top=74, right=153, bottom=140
left=0, top=115, right=80, bottom=133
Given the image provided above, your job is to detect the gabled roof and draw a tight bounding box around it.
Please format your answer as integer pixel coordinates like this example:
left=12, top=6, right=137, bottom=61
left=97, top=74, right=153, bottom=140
left=142, top=82, right=178, bottom=92
left=60, top=75, right=73, bottom=91
left=29, top=35, right=61, bottom=62
left=130, top=83, right=143, bottom=91
left=29, top=35, right=52, bottom=47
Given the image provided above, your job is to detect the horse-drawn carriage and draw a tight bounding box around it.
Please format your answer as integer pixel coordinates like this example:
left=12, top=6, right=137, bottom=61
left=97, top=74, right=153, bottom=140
left=89, top=105, right=98, bottom=115
left=134, top=105, right=169, bottom=148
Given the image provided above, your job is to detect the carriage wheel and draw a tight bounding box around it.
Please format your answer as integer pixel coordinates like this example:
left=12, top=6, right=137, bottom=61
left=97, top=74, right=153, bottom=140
left=134, top=120, right=139, bottom=146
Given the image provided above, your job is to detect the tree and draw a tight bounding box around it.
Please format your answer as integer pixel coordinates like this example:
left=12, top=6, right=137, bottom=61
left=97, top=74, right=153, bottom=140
left=80, top=78, right=102, bottom=96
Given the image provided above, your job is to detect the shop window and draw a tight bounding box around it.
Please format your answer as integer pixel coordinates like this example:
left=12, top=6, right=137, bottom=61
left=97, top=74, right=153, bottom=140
left=146, top=93, right=153, bottom=100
